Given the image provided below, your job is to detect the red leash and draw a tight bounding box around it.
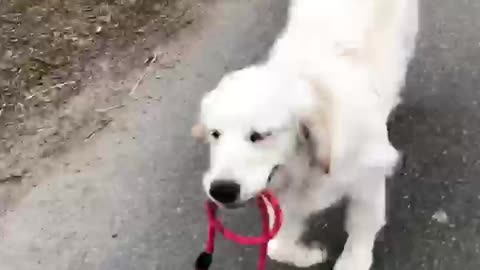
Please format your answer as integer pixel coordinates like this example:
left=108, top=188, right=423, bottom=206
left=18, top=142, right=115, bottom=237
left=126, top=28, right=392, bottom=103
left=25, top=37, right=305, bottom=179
left=195, top=190, right=283, bottom=270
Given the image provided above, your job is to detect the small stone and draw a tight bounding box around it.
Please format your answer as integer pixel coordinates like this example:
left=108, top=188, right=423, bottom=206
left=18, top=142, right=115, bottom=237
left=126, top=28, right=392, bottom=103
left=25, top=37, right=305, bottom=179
left=432, top=209, right=449, bottom=224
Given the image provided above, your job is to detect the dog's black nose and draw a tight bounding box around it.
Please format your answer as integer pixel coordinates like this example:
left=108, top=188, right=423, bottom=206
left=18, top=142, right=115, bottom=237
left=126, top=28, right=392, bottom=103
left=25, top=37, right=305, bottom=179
left=209, top=180, right=240, bottom=204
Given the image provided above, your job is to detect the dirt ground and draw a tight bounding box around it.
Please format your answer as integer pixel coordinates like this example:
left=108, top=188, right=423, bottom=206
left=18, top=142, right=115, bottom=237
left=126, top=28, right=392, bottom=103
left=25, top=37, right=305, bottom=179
left=0, top=0, right=198, bottom=183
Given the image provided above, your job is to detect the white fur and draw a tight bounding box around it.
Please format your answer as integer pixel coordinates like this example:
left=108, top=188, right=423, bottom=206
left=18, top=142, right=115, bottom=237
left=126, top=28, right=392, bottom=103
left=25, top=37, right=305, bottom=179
left=196, top=0, right=418, bottom=269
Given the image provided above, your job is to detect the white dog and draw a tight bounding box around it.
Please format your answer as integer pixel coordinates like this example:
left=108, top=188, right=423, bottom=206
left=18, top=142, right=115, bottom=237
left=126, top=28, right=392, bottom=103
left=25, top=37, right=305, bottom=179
left=193, top=0, right=418, bottom=269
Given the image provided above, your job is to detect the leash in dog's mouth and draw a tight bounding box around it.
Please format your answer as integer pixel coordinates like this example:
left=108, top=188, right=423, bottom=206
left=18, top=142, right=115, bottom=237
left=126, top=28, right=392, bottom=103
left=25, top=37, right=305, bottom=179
left=207, top=165, right=282, bottom=210
left=195, top=190, right=283, bottom=270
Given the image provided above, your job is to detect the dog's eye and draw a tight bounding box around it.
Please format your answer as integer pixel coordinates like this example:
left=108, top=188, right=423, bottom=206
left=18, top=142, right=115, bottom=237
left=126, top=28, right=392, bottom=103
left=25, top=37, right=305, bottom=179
left=210, top=129, right=221, bottom=139
left=249, top=131, right=271, bottom=143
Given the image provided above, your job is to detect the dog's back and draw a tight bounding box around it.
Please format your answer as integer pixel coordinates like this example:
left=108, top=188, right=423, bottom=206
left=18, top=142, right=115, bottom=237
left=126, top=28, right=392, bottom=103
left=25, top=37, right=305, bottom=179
left=268, top=0, right=418, bottom=117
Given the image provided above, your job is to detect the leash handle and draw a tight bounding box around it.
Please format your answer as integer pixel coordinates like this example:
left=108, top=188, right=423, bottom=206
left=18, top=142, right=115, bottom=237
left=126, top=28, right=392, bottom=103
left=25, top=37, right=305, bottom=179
left=208, top=191, right=282, bottom=245
left=195, top=190, right=283, bottom=270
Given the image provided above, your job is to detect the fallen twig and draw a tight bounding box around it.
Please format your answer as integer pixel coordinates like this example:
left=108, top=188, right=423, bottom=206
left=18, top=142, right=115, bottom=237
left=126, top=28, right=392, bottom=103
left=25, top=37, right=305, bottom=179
left=129, top=53, right=158, bottom=97
left=128, top=68, right=148, bottom=96
left=95, top=104, right=125, bottom=113
left=85, top=119, right=112, bottom=140
left=129, top=69, right=149, bottom=97
left=49, top=81, right=76, bottom=89
left=25, top=81, right=76, bottom=100
left=0, top=174, right=22, bottom=184
left=0, top=15, right=20, bottom=24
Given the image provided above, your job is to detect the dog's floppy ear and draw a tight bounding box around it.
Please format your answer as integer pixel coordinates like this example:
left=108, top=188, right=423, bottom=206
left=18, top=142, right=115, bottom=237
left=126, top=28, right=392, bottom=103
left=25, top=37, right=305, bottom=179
left=292, top=77, right=332, bottom=175
left=297, top=119, right=331, bottom=174
left=192, top=90, right=215, bottom=143
left=191, top=123, right=207, bottom=142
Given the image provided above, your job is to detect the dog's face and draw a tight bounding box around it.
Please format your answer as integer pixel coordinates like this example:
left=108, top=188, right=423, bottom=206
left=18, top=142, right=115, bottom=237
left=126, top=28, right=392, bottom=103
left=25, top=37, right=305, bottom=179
left=194, top=66, right=315, bottom=207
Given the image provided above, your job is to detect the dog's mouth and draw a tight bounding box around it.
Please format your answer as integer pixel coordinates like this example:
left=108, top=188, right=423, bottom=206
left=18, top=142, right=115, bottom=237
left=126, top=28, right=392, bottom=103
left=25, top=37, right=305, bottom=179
left=223, top=201, right=249, bottom=209
left=267, top=164, right=282, bottom=183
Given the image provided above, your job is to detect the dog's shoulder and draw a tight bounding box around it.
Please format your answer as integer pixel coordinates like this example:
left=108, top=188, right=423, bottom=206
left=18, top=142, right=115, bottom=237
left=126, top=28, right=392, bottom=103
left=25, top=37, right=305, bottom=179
left=305, top=70, right=399, bottom=179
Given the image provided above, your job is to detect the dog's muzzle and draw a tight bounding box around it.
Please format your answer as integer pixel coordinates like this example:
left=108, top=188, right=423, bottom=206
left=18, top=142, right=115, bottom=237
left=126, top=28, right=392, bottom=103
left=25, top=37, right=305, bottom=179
left=215, top=165, right=282, bottom=210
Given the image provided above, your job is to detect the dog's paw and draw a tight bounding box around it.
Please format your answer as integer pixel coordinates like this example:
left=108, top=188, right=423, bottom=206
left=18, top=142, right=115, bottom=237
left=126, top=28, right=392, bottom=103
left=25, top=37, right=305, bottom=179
left=334, top=250, right=373, bottom=270
left=268, top=239, right=327, bottom=268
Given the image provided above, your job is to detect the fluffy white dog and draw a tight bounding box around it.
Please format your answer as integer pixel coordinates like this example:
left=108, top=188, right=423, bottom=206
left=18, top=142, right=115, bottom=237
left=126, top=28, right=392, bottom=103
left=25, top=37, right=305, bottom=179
left=193, top=0, right=418, bottom=269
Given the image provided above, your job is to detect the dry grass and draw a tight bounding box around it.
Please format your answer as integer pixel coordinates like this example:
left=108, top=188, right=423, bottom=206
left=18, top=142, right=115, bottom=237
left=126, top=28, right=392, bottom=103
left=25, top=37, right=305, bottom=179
left=0, top=0, right=196, bottom=180
left=0, top=0, right=186, bottom=121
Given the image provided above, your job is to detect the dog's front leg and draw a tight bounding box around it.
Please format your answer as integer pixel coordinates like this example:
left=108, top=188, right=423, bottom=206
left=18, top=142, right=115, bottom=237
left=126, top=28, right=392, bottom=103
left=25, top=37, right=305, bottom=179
left=267, top=205, right=327, bottom=268
left=335, top=176, right=386, bottom=270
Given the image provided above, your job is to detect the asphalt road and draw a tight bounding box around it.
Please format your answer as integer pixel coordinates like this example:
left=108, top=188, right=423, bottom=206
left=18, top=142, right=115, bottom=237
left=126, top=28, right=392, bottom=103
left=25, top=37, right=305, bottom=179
left=1, top=0, right=479, bottom=270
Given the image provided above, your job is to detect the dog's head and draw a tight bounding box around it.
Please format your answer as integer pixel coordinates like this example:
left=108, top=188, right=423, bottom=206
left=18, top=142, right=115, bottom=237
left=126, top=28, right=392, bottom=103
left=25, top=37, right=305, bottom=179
left=193, top=66, right=323, bottom=207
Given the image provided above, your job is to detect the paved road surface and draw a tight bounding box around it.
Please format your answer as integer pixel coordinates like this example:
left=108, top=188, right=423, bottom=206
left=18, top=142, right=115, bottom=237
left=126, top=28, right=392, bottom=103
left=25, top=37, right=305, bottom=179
left=1, top=0, right=479, bottom=269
